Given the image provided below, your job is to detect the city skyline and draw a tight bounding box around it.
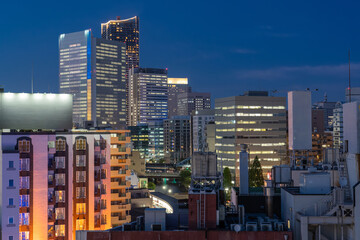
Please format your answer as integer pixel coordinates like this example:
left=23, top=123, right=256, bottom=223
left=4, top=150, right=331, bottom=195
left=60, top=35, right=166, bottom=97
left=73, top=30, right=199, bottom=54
left=1, top=1, right=360, bottom=103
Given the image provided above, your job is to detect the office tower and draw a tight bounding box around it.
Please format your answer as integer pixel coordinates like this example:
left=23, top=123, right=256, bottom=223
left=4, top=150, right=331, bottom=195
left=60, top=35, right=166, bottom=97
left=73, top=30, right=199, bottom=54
left=97, top=130, right=131, bottom=227
left=164, top=116, right=191, bottom=163
left=312, top=108, right=325, bottom=133
left=215, top=91, right=287, bottom=184
left=177, top=92, right=211, bottom=116
left=128, top=68, right=168, bottom=126
left=101, top=16, right=140, bottom=71
left=191, top=109, right=215, bottom=152
left=333, top=102, right=343, bottom=149
left=313, top=94, right=337, bottom=131
left=148, top=120, right=164, bottom=161
left=167, top=78, right=191, bottom=118
left=0, top=131, right=113, bottom=240
left=59, top=30, right=127, bottom=129
left=128, top=125, right=149, bottom=161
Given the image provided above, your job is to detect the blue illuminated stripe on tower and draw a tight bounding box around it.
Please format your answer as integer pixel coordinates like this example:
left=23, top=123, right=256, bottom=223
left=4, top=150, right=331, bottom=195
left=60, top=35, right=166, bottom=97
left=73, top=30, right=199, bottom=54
left=86, top=29, right=92, bottom=80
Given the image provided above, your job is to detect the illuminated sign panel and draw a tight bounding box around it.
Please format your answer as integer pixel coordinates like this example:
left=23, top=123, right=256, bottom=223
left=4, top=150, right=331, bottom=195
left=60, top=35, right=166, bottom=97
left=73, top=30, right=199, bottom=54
left=0, top=93, right=73, bottom=129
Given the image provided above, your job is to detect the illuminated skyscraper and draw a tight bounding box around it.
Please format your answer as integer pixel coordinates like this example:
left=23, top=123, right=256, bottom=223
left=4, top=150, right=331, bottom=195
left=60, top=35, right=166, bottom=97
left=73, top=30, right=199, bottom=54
left=215, top=91, right=287, bottom=184
left=167, top=78, right=191, bottom=118
left=59, top=30, right=127, bottom=129
left=177, top=92, right=211, bottom=116
left=128, top=68, right=168, bottom=126
left=101, top=16, right=140, bottom=70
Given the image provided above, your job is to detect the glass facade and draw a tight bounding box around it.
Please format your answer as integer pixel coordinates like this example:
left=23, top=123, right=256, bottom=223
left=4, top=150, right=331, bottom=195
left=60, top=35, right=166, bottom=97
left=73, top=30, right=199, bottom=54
left=128, top=68, right=168, bottom=126
left=59, top=30, right=126, bottom=128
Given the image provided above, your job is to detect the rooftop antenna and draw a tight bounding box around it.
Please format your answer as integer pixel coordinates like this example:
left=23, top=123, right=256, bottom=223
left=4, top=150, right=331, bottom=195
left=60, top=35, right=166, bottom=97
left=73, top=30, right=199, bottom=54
left=349, top=49, right=351, bottom=102
left=31, top=63, right=34, bottom=94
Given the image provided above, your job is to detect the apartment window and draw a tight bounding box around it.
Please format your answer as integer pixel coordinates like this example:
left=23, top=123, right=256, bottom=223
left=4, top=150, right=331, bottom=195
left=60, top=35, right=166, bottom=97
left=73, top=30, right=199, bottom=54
left=19, top=213, right=29, bottom=226
left=76, top=155, right=86, bottom=167
left=55, top=157, right=65, bottom=169
left=9, top=236, right=13, bottom=240
left=55, top=191, right=65, bottom=203
left=20, top=177, right=30, bottom=189
left=76, top=171, right=86, bottom=183
left=8, top=179, right=14, bottom=188
left=8, top=160, right=14, bottom=169
left=76, top=187, right=86, bottom=199
left=76, top=203, right=86, bottom=215
left=76, top=219, right=86, bottom=230
left=19, top=195, right=29, bottom=207
left=55, top=174, right=65, bottom=186
left=8, top=217, right=14, bottom=224
left=55, top=139, right=66, bottom=151
left=19, top=232, right=29, bottom=240
left=55, top=208, right=65, bottom=220
left=76, top=139, right=86, bottom=150
left=55, top=225, right=65, bottom=237
left=19, top=159, right=30, bottom=171
left=18, top=140, right=30, bottom=153
left=9, top=198, right=14, bottom=207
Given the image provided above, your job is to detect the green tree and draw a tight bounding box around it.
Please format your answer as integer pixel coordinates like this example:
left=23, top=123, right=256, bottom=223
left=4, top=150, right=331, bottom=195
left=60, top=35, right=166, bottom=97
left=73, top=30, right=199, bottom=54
left=148, top=182, right=156, bottom=190
left=248, top=156, right=264, bottom=187
left=223, top=167, right=232, bottom=189
left=179, top=169, right=191, bottom=189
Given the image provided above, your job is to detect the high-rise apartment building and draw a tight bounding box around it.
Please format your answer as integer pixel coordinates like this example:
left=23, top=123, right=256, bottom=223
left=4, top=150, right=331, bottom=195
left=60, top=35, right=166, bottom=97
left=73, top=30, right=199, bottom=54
left=333, top=102, right=343, bottom=149
left=164, top=116, right=191, bottom=163
left=177, top=92, right=211, bottom=116
left=97, top=130, right=132, bottom=227
left=167, top=78, right=191, bottom=118
left=101, top=16, right=140, bottom=71
left=215, top=91, right=287, bottom=184
left=0, top=131, right=113, bottom=240
left=191, top=109, right=215, bottom=152
left=128, top=68, right=168, bottom=126
left=59, top=30, right=127, bottom=129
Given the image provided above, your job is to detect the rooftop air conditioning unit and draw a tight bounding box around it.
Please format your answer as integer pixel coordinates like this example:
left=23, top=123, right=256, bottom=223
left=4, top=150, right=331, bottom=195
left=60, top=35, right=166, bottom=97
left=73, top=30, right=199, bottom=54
left=275, top=222, right=285, bottom=231
left=122, top=223, right=132, bottom=231
left=230, top=224, right=242, bottom=232
left=261, top=222, right=272, bottom=231
left=246, top=222, right=257, bottom=231
left=151, top=224, right=162, bottom=231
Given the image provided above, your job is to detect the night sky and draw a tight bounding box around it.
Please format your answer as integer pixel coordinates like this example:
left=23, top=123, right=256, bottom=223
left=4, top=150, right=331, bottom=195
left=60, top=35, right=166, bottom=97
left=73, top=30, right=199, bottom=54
left=1, top=0, right=359, bottom=103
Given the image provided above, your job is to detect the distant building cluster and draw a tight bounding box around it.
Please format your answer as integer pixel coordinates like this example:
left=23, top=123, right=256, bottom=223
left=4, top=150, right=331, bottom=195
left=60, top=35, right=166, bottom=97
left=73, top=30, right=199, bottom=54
left=2, top=13, right=360, bottom=240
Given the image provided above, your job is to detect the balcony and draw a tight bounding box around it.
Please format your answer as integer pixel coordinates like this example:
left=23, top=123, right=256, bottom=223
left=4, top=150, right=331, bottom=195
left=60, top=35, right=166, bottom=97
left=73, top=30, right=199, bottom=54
left=101, top=188, right=106, bottom=195
left=95, top=202, right=101, bottom=212
left=100, top=203, right=107, bottom=210
left=94, top=218, right=101, bottom=228
left=101, top=217, right=107, bottom=225
left=101, top=172, right=106, bottom=180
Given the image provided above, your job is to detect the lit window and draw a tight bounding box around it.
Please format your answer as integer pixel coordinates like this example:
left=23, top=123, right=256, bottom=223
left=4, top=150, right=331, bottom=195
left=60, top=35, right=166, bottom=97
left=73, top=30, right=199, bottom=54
left=55, top=225, right=65, bottom=237
left=56, top=139, right=66, bottom=151
left=55, top=191, right=65, bottom=203
left=76, top=219, right=86, bottom=230
left=76, top=203, right=86, bottom=215
left=76, top=139, right=86, bottom=150
left=18, top=140, right=30, bottom=153
left=76, top=155, right=86, bottom=167
left=55, top=208, right=65, bottom=220
left=55, top=157, right=65, bottom=169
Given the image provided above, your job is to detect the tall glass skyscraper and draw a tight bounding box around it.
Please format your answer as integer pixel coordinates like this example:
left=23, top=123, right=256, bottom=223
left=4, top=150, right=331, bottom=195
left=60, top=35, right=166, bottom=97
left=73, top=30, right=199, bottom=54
left=128, top=68, right=168, bottom=126
left=59, top=30, right=127, bottom=129
left=101, top=16, right=140, bottom=71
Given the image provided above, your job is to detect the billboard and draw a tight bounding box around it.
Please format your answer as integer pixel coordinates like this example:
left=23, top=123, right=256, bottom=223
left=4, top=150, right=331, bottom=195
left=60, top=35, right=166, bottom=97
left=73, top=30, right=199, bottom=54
left=0, top=93, right=73, bottom=129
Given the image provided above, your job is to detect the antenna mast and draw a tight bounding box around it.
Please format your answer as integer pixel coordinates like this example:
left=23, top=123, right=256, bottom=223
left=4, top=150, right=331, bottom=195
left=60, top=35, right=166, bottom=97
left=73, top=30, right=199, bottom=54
left=349, top=50, right=351, bottom=102
left=31, top=63, right=34, bottom=94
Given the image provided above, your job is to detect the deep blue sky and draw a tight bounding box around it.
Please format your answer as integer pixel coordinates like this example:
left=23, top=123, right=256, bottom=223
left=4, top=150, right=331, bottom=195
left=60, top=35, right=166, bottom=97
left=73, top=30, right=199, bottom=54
left=1, top=0, right=360, bottom=102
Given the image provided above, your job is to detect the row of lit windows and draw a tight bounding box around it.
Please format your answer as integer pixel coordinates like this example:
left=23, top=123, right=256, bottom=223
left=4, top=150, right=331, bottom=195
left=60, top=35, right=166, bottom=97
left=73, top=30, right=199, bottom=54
left=215, top=105, right=285, bottom=110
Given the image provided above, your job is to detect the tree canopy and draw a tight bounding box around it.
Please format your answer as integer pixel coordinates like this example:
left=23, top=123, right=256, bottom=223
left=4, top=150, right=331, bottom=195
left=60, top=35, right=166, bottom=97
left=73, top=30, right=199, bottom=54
left=248, top=156, right=264, bottom=187
left=179, top=169, right=191, bottom=189
left=223, top=167, right=232, bottom=189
